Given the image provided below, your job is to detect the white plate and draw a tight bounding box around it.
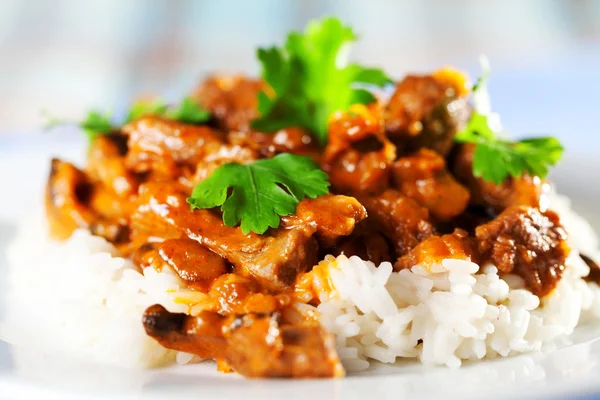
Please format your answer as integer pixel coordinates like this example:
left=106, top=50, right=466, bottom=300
left=1, top=132, right=600, bottom=400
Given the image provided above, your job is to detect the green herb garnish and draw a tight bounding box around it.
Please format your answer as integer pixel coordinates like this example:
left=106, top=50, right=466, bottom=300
left=125, top=99, right=169, bottom=123
left=165, top=97, right=211, bottom=124
left=455, top=112, right=564, bottom=184
left=251, top=17, right=392, bottom=145
left=187, top=153, right=330, bottom=234
left=126, top=97, right=210, bottom=125
left=455, top=60, right=563, bottom=184
left=44, top=109, right=114, bottom=141
left=45, top=97, right=210, bottom=141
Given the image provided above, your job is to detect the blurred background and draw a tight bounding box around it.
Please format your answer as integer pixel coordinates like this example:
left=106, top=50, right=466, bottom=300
left=0, top=0, right=599, bottom=153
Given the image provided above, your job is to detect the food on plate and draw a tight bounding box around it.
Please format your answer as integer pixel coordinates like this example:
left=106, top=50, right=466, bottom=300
left=6, top=17, right=600, bottom=379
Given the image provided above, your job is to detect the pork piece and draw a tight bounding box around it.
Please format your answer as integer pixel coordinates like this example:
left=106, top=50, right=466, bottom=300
left=133, top=239, right=229, bottom=289
left=384, top=68, right=470, bottom=156
left=475, top=206, right=569, bottom=297
left=207, top=273, right=262, bottom=314
left=452, top=144, right=549, bottom=212
left=224, top=313, right=342, bottom=378
left=143, top=305, right=344, bottom=378
left=86, top=134, right=138, bottom=197
left=332, top=220, right=393, bottom=265
left=46, top=158, right=130, bottom=244
left=87, top=183, right=135, bottom=220
left=131, top=183, right=365, bottom=291
left=159, top=238, right=229, bottom=283
left=392, top=148, right=470, bottom=221
left=144, top=304, right=228, bottom=359
left=89, top=220, right=130, bottom=245
left=359, top=189, right=435, bottom=257
left=229, top=127, right=321, bottom=161
left=321, top=105, right=396, bottom=195
left=394, top=229, right=475, bottom=271
left=281, top=194, right=368, bottom=248
left=448, top=204, right=497, bottom=235
left=45, top=158, right=96, bottom=239
left=192, top=75, right=264, bottom=132
left=122, top=116, right=223, bottom=176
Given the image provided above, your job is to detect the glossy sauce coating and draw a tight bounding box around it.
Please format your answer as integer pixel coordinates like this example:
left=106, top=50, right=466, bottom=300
left=44, top=71, right=573, bottom=378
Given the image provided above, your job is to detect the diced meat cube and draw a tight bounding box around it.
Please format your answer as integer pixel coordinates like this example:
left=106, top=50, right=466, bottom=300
left=359, top=189, right=435, bottom=257
left=475, top=206, right=569, bottom=297
left=393, top=148, right=470, bottom=221
left=384, top=68, right=470, bottom=156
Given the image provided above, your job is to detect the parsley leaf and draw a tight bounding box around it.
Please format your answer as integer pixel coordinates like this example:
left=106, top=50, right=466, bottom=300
left=126, top=99, right=168, bottom=123
left=164, top=97, right=211, bottom=124
left=126, top=97, right=210, bottom=124
left=45, top=97, right=211, bottom=142
left=80, top=110, right=115, bottom=140
left=187, top=153, right=330, bottom=234
left=455, top=112, right=564, bottom=184
left=43, top=109, right=114, bottom=141
left=251, top=17, right=392, bottom=145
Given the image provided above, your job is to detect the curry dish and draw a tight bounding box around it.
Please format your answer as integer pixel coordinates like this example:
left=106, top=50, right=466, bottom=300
left=42, top=18, right=597, bottom=378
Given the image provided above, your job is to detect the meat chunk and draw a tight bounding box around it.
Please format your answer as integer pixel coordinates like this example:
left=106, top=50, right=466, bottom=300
left=143, top=304, right=228, bottom=360
left=143, top=305, right=344, bottom=378
left=46, top=159, right=131, bottom=246
left=131, top=182, right=316, bottom=291
left=45, top=159, right=96, bottom=239
left=206, top=274, right=262, bottom=314
left=156, top=238, right=229, bottom=288
left=384, top=68, right=470, bottom=156
left=281, top=194, right=368, bottom=248
left=392, top=148, right=470, bottom=221
left=86, top=134, right=138, bottom=197
left=224, top=313, right=342, bottom=378
left=229, top=127, right=321, bottom=161
left=122, top=116, right=223, bottom=176
left=452, top=143, right=549, bottom=212
left=448, top=204, right=497, bottom=235
left=332, top=220, right=393, bottom=265
left=131, top=184, right=364, bottom=291
left=359, top=189, right=435, bottom=257
left=475, top=206, right=569, bottom=297
left=394, top=229, right=475, bottom=271
left=192, top=75, right=264, bottom=132
left=322, top=105, right=396, bottom=195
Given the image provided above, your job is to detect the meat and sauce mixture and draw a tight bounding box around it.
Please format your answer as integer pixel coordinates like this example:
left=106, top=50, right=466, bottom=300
left=43, top=18, right=587, bottom=378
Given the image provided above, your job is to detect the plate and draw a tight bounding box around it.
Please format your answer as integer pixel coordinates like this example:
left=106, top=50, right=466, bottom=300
left=1, top=131, right=600, bottom=400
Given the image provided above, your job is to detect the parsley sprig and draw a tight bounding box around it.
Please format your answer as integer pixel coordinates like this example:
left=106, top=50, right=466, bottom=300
left=127, top=98, right=210, bottom=125
left=45, top=97, right=210, bottom=141
left=455, top=113, right=564, bottom=184
left=187, top=153, right=330, bottom=234
left=251, top=17, right=392, bottom=145
left=455, top=61, right=564, bottom=184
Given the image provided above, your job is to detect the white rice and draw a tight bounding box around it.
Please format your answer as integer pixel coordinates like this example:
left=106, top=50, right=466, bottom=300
left=3, top=217, right=189, bottom=368
left=317, top=190, right=600, bottom=371
left=3, top=189, right=600, bottom=372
